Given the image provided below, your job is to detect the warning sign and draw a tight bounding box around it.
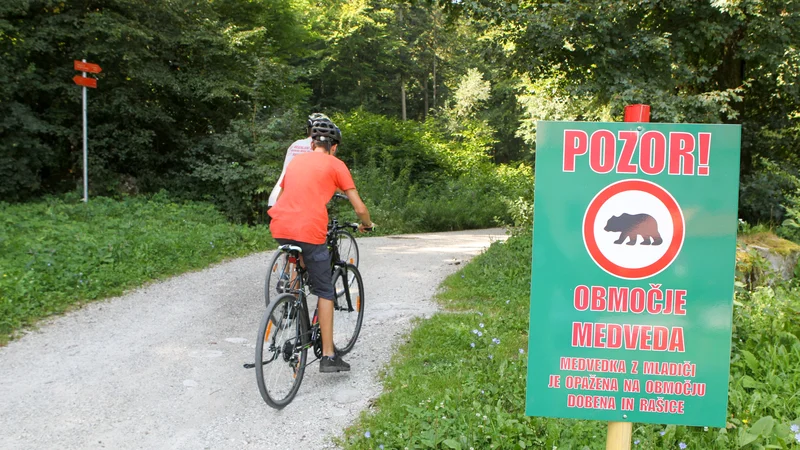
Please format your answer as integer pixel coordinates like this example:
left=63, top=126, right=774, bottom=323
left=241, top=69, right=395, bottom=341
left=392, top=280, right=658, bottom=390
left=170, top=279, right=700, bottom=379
left=526, top=121, right=741, bottom=428
left=583, top=179, right=685, bottom=280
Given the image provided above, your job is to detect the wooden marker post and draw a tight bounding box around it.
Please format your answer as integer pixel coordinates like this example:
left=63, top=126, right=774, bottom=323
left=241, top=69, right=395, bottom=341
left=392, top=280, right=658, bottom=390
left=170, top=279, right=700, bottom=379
left=606, top=421, right=632, bottom=450
left=604, top=103, right=651, bottom=450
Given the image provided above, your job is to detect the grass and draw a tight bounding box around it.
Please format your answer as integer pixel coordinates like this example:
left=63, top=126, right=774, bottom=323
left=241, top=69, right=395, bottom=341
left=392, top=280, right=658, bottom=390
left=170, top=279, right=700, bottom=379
left=0, top=193, right=272, bottom=344
left=340, top=229, right=800, bottom=449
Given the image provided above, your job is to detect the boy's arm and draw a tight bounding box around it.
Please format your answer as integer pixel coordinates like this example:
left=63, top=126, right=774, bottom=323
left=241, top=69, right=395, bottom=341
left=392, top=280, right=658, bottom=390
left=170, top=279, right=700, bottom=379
left=343, top=188, right=373, bottom=231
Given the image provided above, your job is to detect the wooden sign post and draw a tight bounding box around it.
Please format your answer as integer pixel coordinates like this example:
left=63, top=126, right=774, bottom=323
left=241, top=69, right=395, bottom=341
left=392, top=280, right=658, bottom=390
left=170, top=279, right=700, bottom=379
left=604, top=104, right=651, bottom=450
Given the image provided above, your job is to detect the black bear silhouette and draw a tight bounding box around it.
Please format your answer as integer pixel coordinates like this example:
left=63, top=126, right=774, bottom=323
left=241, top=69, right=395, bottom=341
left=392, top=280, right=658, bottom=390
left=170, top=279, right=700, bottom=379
left=604, top=213, right=663, bottom=246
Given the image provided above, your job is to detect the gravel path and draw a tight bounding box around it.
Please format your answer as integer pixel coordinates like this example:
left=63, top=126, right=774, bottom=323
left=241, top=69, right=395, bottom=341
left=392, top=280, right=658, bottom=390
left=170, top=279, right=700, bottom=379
left=0, top=228, right=507, bottom=449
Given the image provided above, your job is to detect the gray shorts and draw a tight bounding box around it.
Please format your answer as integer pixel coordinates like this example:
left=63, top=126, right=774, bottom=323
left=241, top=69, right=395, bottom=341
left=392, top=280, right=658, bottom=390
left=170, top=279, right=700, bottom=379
left=274, top=239, right=335, bottom=300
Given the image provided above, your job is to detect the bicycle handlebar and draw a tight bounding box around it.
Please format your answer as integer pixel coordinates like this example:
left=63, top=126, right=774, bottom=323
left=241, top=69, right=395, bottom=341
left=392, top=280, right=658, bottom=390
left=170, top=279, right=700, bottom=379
left=333, top=193, right=349, bottom=201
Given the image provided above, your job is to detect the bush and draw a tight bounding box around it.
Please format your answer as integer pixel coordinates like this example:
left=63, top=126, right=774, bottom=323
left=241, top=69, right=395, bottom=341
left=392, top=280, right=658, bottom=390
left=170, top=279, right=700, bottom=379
left=179, top=110, right=302, bottom=223
left=334, top=110, right=533, bottom=233
left=739, top=159, right=800, bottom=225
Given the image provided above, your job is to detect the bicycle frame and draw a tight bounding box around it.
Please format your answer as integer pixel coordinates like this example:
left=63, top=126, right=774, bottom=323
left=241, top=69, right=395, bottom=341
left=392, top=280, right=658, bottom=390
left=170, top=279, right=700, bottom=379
left=278, top=253, right=322, bottom=362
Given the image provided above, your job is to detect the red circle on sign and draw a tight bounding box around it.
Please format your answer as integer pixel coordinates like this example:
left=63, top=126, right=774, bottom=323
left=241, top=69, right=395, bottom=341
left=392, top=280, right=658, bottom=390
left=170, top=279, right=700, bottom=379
left=583, top=179, right=684, bottom=279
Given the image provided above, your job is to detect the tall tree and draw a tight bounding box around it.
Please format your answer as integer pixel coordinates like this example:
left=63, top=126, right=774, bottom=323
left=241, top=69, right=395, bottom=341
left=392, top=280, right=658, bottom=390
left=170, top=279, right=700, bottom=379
left=0, top=0, right=308, bottom=202
left=448, top=0, right=800, bottom=171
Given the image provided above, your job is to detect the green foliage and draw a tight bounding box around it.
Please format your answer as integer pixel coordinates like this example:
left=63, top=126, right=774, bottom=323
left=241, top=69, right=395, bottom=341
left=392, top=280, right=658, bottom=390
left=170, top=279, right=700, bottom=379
left=181, top=110, right=301, bottom=223
left=0, top=194, right=272, bottom=343
left=451, top=68, right=492, bottom=118
left=0, top=0, right=308, bottom=204
left=739, top=159, right=800, bottom=225
left=334, top=110, right=533, bottom=232
left=341, top=230, right=800, bottom=449
left=451, top=0, right=800, bottom=177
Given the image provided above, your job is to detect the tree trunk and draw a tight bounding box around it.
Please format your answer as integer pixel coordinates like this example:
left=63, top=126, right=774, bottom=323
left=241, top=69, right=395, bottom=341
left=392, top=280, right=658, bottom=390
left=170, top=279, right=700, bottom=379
left=423, top=78, right=429, bottom=118
left=432, top=40, right=437, bottom=109
left=401, top=81, right=407, bottom=121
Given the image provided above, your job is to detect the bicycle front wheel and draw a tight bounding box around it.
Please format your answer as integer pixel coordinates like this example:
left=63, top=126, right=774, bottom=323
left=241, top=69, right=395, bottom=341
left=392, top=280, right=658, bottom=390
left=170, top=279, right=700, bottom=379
left=335, top=229, right=359, bottom=267
left=255, top=294, right=308, bottom=409
left=332, top=264, right=364, bottom=355
left=334, top=230, right=359, bottom=296
left=265, top=251, right=293, bottom=308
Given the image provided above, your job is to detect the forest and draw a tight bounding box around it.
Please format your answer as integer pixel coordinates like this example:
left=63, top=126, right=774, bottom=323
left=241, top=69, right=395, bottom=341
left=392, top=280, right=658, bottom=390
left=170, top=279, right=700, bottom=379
left=2, top=0, right=798, bottom=230
left=3, top=2, right=800, bottom=448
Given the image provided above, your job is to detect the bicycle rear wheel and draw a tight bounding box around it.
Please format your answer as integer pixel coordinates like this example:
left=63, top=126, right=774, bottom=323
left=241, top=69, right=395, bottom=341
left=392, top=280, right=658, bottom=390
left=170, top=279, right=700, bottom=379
left=265, top=251, right=293, bottom=308
left=331, top=264, right=364, bottom=355
left=255, top=294, right=308, bottom=409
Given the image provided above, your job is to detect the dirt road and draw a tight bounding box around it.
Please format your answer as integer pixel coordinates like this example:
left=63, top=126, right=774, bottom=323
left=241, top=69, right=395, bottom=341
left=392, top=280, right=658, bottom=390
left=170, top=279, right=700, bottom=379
left=0, top=229, right=507, bottom=449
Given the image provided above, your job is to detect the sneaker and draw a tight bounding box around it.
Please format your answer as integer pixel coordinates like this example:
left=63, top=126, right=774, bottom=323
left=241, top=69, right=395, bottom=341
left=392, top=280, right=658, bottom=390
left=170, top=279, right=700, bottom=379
left=319, top=355, right=351, bottom=373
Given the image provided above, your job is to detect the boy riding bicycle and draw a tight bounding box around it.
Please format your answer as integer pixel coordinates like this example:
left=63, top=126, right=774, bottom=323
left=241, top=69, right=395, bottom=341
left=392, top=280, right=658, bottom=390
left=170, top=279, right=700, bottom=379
left=268, top=117, right=373, bottom=372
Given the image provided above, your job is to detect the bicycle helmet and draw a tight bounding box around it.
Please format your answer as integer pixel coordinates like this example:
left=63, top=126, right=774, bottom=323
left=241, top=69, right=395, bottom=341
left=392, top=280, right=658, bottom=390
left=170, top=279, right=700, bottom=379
left=306, top=112, right=330, bottom=130
left=310, top=118, right=342, bottom=144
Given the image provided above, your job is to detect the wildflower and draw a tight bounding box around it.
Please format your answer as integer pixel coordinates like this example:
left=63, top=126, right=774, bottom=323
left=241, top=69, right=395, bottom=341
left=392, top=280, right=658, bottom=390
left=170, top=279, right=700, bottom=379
left=472, top=329, right=478, bottom=334
left=470, top=342, right=475, bottom=348
left=461, top=275, right=465, bottom=278
left=659, top=431, right=665, bottom=436
left=742, top=419, right=748, bottom=424
left=519, top=348, right=525, bottom=354
left=477, top=331, right=483, bottom=337
left=792, top=424, right=799, bottom=433
left=477, top=312, right=483, bottom=316
left=492, top=338, right=500, bottom=345
left=703, top=427, right=709, bottom=432
left=795, top=433, right=800, bottom=444
left=379, top=446, right=384, bottom=449
left=481, top=390, right=484, bottom=394
left=634, top=440, right=640, bottom=445
left=488, top=354, right=493, bottom=360
left=479, top=323, right=484, bottom=328
left=679, top=443, right=687, bottom=449
left=442, top=416, right=447, bottom=420
left=506, top=300, right=510, bottom=304
left=364, top=431, right=371, bottom=438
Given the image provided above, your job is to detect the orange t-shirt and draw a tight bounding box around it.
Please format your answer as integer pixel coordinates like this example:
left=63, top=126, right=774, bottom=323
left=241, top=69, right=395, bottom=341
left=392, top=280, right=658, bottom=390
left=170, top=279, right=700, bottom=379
left=268, top=152, right=356, bottom=244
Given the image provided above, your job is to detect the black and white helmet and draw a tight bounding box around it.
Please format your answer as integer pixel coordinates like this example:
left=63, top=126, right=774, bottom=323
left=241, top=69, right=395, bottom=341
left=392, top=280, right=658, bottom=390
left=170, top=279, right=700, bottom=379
left=310, top=118, right=341, bottom=144
left=306, top=112, right=329, bottom=130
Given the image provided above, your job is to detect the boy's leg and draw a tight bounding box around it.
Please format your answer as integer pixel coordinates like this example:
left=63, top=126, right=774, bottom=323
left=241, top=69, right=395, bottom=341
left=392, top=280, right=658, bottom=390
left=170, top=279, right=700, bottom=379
left=317, top=297, right=335, bottom=356
left=300, top=242, right=350, bottom=373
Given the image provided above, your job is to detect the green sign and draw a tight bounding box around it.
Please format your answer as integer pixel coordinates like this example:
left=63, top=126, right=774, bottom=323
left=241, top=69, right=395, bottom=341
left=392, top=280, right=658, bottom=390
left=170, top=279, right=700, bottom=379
left=525, top=121, right=741, bottom=427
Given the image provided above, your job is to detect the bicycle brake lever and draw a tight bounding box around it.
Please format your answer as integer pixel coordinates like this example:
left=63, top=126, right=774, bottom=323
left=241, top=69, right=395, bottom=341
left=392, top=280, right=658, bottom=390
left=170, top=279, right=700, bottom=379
left=243, top=363, right=255, bottom=369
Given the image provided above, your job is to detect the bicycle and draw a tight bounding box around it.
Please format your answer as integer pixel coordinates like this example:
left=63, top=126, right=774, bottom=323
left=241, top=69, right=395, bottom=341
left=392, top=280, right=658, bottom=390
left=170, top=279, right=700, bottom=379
left=264, top=193, right=359, bottom=308
left=247, top=244, right=365, bottom=409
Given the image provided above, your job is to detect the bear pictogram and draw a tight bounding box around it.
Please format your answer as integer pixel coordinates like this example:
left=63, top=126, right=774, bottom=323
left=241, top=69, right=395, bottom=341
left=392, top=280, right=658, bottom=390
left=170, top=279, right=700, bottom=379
left=604, top=213, right=663, bottom=246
